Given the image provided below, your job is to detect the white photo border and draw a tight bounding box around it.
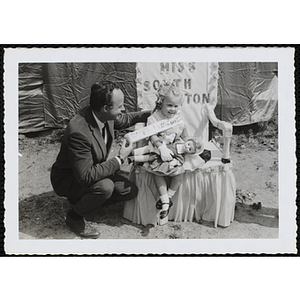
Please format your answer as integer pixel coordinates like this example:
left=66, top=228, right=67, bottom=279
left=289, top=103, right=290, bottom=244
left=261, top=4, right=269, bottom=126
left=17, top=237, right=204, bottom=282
left=4, top=46, right=297, bottom=254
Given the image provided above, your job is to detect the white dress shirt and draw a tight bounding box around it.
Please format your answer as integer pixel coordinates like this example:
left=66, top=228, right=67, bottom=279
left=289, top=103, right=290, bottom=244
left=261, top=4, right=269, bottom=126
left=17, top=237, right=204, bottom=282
left=92, top=110, right=121, bottom=165
left=92, top=111, right=108, bottom=144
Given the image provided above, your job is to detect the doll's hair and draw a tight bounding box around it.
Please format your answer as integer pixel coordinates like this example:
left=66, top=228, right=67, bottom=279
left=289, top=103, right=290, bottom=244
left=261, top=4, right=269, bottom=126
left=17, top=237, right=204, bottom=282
left=153, top=80, right=183, bottom=112
left=186, top=138, right=204, bottom=154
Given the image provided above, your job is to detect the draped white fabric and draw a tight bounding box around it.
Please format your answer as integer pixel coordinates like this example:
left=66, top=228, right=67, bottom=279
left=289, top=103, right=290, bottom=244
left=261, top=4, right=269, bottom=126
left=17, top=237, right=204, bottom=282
left=123, top=154, right=236, bottom=227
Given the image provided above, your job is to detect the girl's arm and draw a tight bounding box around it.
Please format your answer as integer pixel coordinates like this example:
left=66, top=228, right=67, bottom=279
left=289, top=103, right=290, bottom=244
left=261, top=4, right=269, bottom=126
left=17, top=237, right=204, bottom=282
left=150, top=135, right=163, bottom=148
left=147, top=114, right=163, bottom=147
left=180, top=126, right=189, bottom=141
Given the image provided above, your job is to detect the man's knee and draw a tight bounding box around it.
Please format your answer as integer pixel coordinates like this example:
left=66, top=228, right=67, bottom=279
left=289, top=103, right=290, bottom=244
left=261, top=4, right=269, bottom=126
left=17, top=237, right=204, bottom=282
left=130, top=182, right=138, bottom=199
left=90, top=178, right=114, bottom=199
left=123, top=180, right=138, bottom=200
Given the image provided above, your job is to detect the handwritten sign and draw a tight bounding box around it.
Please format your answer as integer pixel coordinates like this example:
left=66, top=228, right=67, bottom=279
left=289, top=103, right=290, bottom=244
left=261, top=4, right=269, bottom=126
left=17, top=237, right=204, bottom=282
left=136, top=62, right=218, bottom=139
left=124, top=115, right=183, bottom=143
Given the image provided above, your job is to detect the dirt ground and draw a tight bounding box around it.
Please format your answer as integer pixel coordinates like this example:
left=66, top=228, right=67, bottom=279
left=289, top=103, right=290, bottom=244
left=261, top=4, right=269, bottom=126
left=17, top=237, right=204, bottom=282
left=18, top=126, right=279, bottom=240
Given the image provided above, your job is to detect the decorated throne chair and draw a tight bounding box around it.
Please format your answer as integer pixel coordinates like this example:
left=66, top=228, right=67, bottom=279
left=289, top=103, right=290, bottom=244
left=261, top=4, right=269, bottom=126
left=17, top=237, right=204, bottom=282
left=123, top=62, right=236, bottom=227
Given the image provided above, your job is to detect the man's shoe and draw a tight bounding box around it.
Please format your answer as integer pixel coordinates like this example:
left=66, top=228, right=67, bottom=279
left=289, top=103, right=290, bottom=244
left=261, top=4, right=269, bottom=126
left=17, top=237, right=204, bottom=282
left=66, top=212, right=100, bottom=239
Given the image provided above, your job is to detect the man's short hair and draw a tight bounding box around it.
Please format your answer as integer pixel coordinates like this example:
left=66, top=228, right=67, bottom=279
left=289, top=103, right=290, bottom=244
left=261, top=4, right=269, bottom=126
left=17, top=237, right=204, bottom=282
left=90, top=81, right=120, bottom=111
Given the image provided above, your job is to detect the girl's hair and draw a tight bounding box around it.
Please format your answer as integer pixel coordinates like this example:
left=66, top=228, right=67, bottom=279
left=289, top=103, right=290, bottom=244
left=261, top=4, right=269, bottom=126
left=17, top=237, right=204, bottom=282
left=153, top=80, right=183, bottom=112
left=186, top=138, right=204, bottom=154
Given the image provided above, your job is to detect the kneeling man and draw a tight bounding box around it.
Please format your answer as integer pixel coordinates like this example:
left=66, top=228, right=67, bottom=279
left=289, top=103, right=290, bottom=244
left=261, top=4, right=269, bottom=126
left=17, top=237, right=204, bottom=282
left=51, top=81, right=150, bottom=238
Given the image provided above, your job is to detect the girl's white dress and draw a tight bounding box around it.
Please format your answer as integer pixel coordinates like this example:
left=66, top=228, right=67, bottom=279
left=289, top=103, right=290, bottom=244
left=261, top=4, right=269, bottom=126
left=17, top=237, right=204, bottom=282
left=142, top=110, right=187, bottom=176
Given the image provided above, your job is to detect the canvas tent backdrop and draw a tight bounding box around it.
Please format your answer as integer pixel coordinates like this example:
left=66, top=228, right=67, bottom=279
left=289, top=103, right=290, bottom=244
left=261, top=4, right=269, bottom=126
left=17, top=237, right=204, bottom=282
left=19, top=63, right=138, bottom=133
left=216, top=62, right=278, bottom=125
left=18, top=62, right=278, bottom=134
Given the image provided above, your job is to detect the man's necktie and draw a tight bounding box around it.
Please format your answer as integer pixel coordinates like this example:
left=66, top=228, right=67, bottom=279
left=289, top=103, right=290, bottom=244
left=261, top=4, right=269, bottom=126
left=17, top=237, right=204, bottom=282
left=105, top=123, right=112, bottom=151
left=102, top=123, right=106, bottom=142
left=102, top=122, right=109, bottom=146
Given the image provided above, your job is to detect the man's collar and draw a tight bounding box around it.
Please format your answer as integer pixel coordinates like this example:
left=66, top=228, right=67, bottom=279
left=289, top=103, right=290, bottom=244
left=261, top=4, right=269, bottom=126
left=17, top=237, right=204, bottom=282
left=92, top=110, right=105, bottom=130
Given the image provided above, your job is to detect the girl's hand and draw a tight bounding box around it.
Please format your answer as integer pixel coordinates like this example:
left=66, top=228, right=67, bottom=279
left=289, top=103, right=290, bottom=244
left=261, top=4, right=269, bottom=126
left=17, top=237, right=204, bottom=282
left=158, top=144, right=173, bottom=161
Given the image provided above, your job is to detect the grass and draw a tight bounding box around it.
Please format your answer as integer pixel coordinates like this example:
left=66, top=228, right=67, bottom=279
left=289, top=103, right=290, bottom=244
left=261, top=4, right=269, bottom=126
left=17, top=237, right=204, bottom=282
left=236, top=189, right=256, bottom=204
left=212, top=111, right=278, bottom=152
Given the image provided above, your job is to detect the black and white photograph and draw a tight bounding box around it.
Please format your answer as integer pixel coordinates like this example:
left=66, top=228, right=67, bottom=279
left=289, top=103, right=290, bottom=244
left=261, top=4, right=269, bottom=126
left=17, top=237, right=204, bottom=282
left=3, top=47, right=296, bottom=254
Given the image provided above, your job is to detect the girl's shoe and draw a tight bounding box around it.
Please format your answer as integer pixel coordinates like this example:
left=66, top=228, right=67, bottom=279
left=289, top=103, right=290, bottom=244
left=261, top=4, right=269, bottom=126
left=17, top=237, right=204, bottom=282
left=159, top=202, right=172, bottom=219
left=156, top=199, right=173, bottom=210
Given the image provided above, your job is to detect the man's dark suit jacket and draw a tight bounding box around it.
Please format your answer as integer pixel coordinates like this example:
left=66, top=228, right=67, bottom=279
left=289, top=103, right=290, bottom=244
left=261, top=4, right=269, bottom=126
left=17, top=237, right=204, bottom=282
left=51, top=106, right=150, bottom=197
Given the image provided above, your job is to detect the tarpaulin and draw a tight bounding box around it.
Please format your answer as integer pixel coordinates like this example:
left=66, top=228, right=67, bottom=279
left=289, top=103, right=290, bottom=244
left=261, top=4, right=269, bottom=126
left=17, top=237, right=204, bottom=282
left=216, top=62, right=278, bottom=125
left=42, top=63, right=137, bottom=129
left=18, top=62, right=278, bottom=133
left=18, top=63, right=137, bottom=133
left=19, top=63, right=45, bottom=133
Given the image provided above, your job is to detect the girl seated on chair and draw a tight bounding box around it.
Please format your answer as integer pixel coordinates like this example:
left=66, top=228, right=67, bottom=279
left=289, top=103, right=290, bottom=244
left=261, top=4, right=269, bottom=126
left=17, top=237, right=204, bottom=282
left=135, top=81, right=202, bottom=220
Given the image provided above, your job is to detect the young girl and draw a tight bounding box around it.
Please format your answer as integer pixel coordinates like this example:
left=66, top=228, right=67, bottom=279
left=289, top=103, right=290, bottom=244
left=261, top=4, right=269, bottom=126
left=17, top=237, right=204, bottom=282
left=142, top=81, right=199, bottom=220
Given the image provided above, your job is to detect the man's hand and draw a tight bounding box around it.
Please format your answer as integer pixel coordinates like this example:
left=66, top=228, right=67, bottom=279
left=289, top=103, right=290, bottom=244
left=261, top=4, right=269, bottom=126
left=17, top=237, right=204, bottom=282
left=119, top=139, right=134, bottom=161
left=158, top=144, right=174, bottom=161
